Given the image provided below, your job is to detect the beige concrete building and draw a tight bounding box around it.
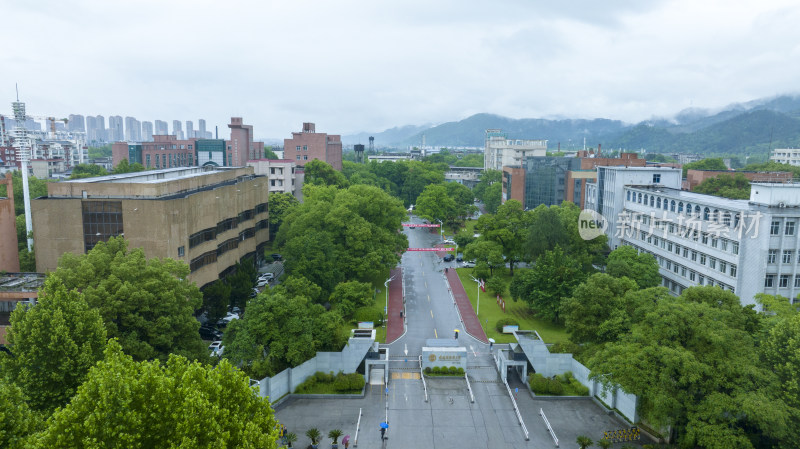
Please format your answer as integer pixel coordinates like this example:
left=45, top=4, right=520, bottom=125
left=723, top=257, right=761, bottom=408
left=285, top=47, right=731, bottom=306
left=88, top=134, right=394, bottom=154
left=32, top=166, right=269, bottom=288
left=246, top=159, right=303, bottom=201
left=484, top=129, right=547, bottom=171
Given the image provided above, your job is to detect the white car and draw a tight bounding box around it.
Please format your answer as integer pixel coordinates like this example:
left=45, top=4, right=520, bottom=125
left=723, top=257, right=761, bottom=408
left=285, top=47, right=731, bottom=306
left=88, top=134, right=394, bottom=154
left=256, top=279, right=269, bottom=288
left=209, top=341, right=224, bottom=357
left=443, top=239, right=456, bottom=245
left=220, top=312, right=239, bottom=324
left=462, top=260, right=476, bottom=268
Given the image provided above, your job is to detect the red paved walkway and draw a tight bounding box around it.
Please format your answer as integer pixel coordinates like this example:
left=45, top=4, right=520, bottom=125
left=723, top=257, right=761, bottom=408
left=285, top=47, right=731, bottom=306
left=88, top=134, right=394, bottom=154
left=445, top=269, right=489, bottom=343
left=385, top=268, right=404, bottom=343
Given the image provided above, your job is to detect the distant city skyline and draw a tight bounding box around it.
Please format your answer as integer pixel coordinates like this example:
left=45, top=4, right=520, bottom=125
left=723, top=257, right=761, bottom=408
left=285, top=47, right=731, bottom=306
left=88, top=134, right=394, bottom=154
left=3, top=1, right=800, bottom=139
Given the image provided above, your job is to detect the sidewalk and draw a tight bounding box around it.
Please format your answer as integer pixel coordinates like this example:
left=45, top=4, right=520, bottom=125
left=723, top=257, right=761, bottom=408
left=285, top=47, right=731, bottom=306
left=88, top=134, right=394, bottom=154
left=385, top=267, right=404, bottom=343
left=444, top=269, right=489, bottom=343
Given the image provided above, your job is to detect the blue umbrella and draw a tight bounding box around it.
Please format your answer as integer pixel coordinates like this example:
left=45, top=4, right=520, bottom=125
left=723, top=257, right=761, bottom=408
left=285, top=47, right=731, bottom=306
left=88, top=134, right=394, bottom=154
left=380, top=422, right=389, bottom=429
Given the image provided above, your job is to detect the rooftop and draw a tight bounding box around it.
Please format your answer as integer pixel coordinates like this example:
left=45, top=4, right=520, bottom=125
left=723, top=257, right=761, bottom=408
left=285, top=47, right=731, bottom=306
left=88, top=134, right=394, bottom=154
left=627, top=185, right=752, bottom=210
left=61, top=166, right=232, bottom=184
left=0, top=273, right=46, bottom=293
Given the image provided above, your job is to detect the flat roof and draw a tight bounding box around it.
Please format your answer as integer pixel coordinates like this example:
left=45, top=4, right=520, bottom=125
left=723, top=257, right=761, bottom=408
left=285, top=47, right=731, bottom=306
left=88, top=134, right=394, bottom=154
left=627, top=185, right=751, bottom=209
left=61, top=166, right=237, bottom=184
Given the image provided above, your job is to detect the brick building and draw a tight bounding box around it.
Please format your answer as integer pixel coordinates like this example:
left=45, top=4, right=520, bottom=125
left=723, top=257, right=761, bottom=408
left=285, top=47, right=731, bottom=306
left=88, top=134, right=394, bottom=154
left=685, top=169, right=793, bottom=191
left=228, top=117, right=264, bottom=166
left=283, top=123, right=343, bottom=170
left=112, top=135, right=198, bottom=169
left=0, top=173, right=20, bottom=272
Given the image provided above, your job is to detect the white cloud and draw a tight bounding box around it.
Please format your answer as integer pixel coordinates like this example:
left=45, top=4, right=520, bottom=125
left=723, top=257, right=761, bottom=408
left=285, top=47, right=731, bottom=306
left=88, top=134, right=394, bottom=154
left=1, top=0, right=798, bottom=139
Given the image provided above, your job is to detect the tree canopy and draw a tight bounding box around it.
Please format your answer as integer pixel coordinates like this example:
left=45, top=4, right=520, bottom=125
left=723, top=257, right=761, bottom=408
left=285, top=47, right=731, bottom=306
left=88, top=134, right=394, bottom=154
left=112, top=158, right=146, bottom=174
left=561, top=273, right=641, bottom=343
left=30, top=340, right=279, bottom=448
left=605, top=245, right=661, bottom=288
left=276, top=184, right=407, bottom=293
left=475, top=200, right=530, bottom=275
left=44, top=237, right=207, bottom=362
left=693, top=173, right=751, bottom=199
left=268, top=191, right=299, bottom=236
left=509, top=246, right=585, bottom=322
left=682, top=157, right=728, bottom=177
left=303, top=159, right=349, bottom=188
left=69, top=163, right=108, bottom=179
left=0, top=279, right=107, bottom=413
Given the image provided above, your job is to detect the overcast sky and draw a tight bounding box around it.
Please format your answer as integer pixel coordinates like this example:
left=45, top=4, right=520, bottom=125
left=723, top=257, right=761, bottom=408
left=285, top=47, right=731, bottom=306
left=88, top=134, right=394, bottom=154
left=2, top=0, right=799, bottom=140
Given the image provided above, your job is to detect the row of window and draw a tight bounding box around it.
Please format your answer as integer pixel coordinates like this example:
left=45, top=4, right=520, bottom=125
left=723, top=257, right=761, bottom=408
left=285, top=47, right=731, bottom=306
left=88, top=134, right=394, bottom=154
left=144, top=153, right=194, bottom=169
left=296, top=155, right=309, bottom=161
left=189, top=228, right=257, bottom=272
left=764, top=274, right=800, bottom=289
left=190, top=251, right=217, bottom=272
left=187, top=205, right=265, bottom=249
left=295, top=145, right=308, bottom=151
left=766, top=249, right=800, bottom=264
left=770, top=220, right=797, bottom=236
left=630, top=244, right=735, bottom=292
left=629, top=213, right=740, bottom=255
left=143, top=144, right=194, bottom=150
left=631, top=231, right=738, bottom=278
left=627, top=190, right=739, bottom=225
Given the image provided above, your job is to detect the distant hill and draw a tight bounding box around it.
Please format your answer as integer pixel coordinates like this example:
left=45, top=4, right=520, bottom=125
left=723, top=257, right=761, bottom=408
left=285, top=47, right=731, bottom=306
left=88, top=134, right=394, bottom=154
left=342, top=93, right=800, bottom=156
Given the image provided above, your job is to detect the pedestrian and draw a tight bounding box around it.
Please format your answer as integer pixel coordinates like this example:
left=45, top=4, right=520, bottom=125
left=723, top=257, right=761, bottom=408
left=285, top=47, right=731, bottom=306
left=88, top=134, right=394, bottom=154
left=489, top=341, right=493, bottom=351
left=380, top=427, right=386, bottom=440
left=445, top=267, right=449, bottom=273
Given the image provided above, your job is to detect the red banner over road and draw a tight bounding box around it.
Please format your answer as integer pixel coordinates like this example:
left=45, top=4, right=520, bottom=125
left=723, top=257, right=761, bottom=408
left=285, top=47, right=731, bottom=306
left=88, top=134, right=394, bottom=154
left=402, top=223, right=440, bottom=228
left=407, top=247, right=455, bottom=251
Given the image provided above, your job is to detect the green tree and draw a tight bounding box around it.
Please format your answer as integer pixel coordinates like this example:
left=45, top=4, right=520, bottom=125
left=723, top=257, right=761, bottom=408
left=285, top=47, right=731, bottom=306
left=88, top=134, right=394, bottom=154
left=0, top=171, right=50, bottom=216
left=525, top=204, right=569, bottom=260
left=693, top=173, right=751, bottom=199
left=485, top=276, right=505, bottom=297
left=112, top=158, right=146, bottom=174
left=276, top=275, right=324, bottom=304
left=202, top=280, right=232, bottom=324
left=475, top=200, right=531, bottom=275
left=453, top=229, right=476, bottom=250
left=561, top=273, right=641, bottom=343
left=69, top=163, right=108, bottom=179
left=0, top=279, right=107, bottom=413
left=444, top=181, right=477, bottom=219
left=463, top=240, right=504, bottom=276
left=222, top=290, right=344, bottom=378
left=264, top=146, right=279, bottom=159
left=510, top=246, right=585, bottom=322
left=682, top=157, right=728, bottom=177
left=227, top=258, right=257, bottom=311
left=328, top=281, right=373, bottom=319
left=0, top=378, right=41, bottom=448
left=277, top=184, right=407, bottom=293
left=87, top=144, right=111, bottom=159
left=606, top=245, right=661, bottom=288
left=268, top=191, right=300, bottom=235
left=44, top=237, right=206, bottom=362
left=576, top=435, right=593, bottom=449
left=473, top=169, right=501, bottom=205
left=31, top=340, right=278, bottom=448
left=762, top=312, right=800, bottom=447
left=415, top=183, right=458, bottom=227
left=482, top=182, right=502, bottom=214
left=588, top=287, right=790, bottom=448
left=304, top=159, right=349, bottom=188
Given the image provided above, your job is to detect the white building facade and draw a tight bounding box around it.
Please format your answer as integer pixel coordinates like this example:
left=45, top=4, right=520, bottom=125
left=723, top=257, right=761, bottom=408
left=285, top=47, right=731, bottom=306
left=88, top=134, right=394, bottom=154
left=587, top=172, right=800, bottom=307
left=770, top=148, right=800, bottom=166
left=484, top=129, right=547, bottom=171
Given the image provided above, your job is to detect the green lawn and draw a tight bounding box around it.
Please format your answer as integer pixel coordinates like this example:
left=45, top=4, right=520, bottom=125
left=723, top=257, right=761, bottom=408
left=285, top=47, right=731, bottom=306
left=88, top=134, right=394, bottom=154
left=454, top=267, right=569, bottom=344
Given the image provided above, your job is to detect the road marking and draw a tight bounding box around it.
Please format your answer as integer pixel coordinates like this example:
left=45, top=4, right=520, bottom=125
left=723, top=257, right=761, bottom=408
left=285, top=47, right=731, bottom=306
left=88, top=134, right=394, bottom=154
left=430, top=310, right=434, bottom=318
left=425, top=281, right=428, bottom=288
left=427, top=294, right=430, bottom=302
left=435, top=328, right=438, bottom=338
left=470, top=345, right=477, bottom=357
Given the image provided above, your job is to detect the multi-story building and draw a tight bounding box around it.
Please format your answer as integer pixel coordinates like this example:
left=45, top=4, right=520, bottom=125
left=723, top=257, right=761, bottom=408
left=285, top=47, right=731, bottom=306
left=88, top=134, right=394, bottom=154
left=685, top=169, right=792, bottom=190
left=108, top=116, right=123, bottom=142
left=0, top=173, right=19, bottom=272
left=172, top=120, right=184, bottom=140
left=283, top=122, right=342, bottom=170
left=196, top=139, right=227, bottom=166
left=198, top=119, right=207, bottom=138
left=68, top=114, right=85, bottom=133
left=186, top=120, right=194, bottom=139
left=31, top=166, right=270, bottom=288
left=154, top=120, right=169, bottom=136
left=484, top=129, right=547, bottom=171
left=502, top=152, right=647, bottom=210
left=112, top=135, right=197, bottom=169
left=31, top=158, right=67, bottom=179
left=227, top=117, right=263, bottom=167
left=247, top=159, right=302, bottom=200
left=124, top=116, right=141, bottom=142
left=769, top=148, right=800, bottom=166
left=141, top=121, right=154, bottom=142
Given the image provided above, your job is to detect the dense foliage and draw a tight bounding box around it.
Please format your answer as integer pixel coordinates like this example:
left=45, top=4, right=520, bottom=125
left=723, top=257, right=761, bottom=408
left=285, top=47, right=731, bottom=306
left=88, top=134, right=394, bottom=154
left=693, top=173, right=751, bottom=199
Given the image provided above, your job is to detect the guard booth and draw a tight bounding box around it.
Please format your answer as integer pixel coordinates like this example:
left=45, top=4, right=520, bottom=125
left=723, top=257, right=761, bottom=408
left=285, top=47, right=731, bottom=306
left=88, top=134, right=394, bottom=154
left=421, top=339, right=467, bottom=372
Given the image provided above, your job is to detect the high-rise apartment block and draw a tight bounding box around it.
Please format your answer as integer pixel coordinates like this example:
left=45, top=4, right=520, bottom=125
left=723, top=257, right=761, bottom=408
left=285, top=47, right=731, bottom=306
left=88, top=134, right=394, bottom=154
left=186, top=120, right=194, bottom=139
left=68, top=114, right=85, bottom=133
left=141, top=121, right=154, bottom=141
left=108, top=115, right=123, bottom=142
left=32, top=166, right=270, bottom=288
left=283, top=122, right=343, bottom=170
left=198, top=119, right=207, bottom=138
left=155, top=120, right=169, bottom=136
left=172, top=120, right=184, bottom=140
left=124, top=116, right=141, bottom=142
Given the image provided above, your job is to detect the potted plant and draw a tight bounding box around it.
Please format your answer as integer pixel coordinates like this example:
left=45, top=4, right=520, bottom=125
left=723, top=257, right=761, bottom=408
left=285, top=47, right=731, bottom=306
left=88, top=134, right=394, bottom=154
left=306, top=428, right=322, bottom=449
left=285, top=432, right=297, bottom=448
left=328, top=429, right=343, bottom=448
left=597, top=438, right=611, bottom=449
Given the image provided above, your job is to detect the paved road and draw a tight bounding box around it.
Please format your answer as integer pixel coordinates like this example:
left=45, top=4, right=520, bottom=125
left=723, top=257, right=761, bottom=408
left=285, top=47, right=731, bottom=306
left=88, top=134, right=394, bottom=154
left=274, top=215, right=649, bottom=448
left=385, top=268, right=404, bottom=343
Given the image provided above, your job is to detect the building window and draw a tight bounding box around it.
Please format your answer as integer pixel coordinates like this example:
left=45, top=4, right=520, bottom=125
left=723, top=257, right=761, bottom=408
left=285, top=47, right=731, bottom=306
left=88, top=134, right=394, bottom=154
left=765, top=274, right=775, bottom=288
left=709, top=258, right=716, bottom=269
left=721, top=240, right=728, bottom=251
left=786, top=221, right=796, bottom=236
left=656, top=197, right=661, bottom=208
left=780, top=274, right=790, bottom=288
left=303, top=145, right=308, bottom=151
left=784, top=250, right=794, bottom=264
left=178, top=246, right=185, bottom=257
left=795, top=275, right=800, bottom=288
left=722, top=212, right=731, bottom=226
left=730, top=265, right=737, bottom=277
left=296, top=146, right=301, bottom=151
left=711, top=237, right=718, bottom=248
left=771, top=220, right=781, bottom=235
left=627, top=191, right=631, bottom=201
left=719, top=261, right=726, bottom=273
left=691, top=251, right=697, bottom=261
left=700, top=254, right=707, bottom=265
left=689, top=271, right=696, bottom=281
left=732, top=242, right=739, bottom=255
left=678, top=202, right=684, bottom=213
left=304, top=155, right=308, bottom=160
left=81, top=201, right=123, bottom=253
left=702, top=233, right=709, bottom=245
left=698, top=275, right=705, bottom=285
left=704, top=207, right=710, bottom=221
left=297, top=155, right=301, bottom=160
left=146, top=154, right=151, bottom=167
left=682, top=247, right=688, bottom=258
left=670, top=200, right=676, bottom=212
left=653, top=174, right=661, bottom=183
left=768, top=249, right=778, bottom=264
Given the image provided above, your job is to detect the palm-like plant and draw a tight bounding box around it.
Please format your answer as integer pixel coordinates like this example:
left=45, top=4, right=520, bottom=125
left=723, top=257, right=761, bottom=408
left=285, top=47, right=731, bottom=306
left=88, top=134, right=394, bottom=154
left=306, top=428, right=322, bottom=447
left=597, top=438, right=611, bottom=449
left=577, top=435, right=594, bottom=449
left=285, top=432, right=297, bottom=448
left=328, top=429, right=343, bottom=447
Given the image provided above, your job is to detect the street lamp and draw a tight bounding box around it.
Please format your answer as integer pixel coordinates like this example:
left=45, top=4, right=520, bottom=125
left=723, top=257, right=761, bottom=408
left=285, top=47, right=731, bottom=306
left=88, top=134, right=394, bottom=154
left=435, top=218, right=444, bottom=242
left=384, top=275, right=395, bottom=320
left=470, top=275, right=481, bottom=316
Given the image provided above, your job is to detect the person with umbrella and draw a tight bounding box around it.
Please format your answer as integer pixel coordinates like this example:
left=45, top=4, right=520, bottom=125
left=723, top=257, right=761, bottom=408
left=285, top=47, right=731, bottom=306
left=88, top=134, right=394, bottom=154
left=342, top=435, right=350, bottom=448
left=380, top=422, right=388, bottom=440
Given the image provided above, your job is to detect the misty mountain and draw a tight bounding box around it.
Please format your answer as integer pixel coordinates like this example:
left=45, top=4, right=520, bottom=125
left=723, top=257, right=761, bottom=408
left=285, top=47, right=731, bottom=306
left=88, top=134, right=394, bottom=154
left=342, top=124, right=432, bottom=147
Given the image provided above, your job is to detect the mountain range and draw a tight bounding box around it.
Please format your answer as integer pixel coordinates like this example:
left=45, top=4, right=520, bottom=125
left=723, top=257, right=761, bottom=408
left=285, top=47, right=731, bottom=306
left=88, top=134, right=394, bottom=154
left=343, top=94, right=800, bottom=157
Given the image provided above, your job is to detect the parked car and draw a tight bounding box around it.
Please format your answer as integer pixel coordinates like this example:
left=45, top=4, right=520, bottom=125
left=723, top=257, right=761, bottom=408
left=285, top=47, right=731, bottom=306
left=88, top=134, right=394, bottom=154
left=258, top=272, right=274, bottom=282
left=256, top=279, right=269, bottom=288
left=270, top=253, right=282, bottom=261
left=462, top=260, right=476, bottom=268
left=443, top=239, right=455, bottom=245
left=443, top=254, right=455, bottom=262
left=250, top=288, right=260, bottom=298
left=199, top=324, right=222, bottom=340
left=209, top=340, right=224, bottom=357
left=456, top=254, right=463, bottom=262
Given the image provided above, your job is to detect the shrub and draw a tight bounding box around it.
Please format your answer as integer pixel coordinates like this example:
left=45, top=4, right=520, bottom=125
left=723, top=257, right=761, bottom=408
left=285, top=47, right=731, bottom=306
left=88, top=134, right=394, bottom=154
left=432, top=366, right=441, bottom=374
left=546, top=377, right=564, bottom=395
left=569, top=379, right=590, bottom=396
left=456, top=367, right=465, bottom=376
left=353, top=307, right=383, bottom=326
left=424, top=367, right=431, bottom=374
left=549, top=341, right=581, bottom=354
left=529, top=373, right=549, bottom=394
left=495, top=318, right=519, bottom=333
left=312, top=371, right=335, bottom=383
left=333, top=372, right=364, bottom=392
left=448, top=366, right=458, bottom=375
left=485, top=276, right=506, bottom=297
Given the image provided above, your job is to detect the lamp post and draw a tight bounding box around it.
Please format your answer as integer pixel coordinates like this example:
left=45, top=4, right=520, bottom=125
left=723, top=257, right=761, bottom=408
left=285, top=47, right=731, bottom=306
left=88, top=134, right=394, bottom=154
left=384, top=275, right=395, bottom=321
left=470, top=275, right=481, bottom=316
left=435, top=218, right=444, bottom=242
